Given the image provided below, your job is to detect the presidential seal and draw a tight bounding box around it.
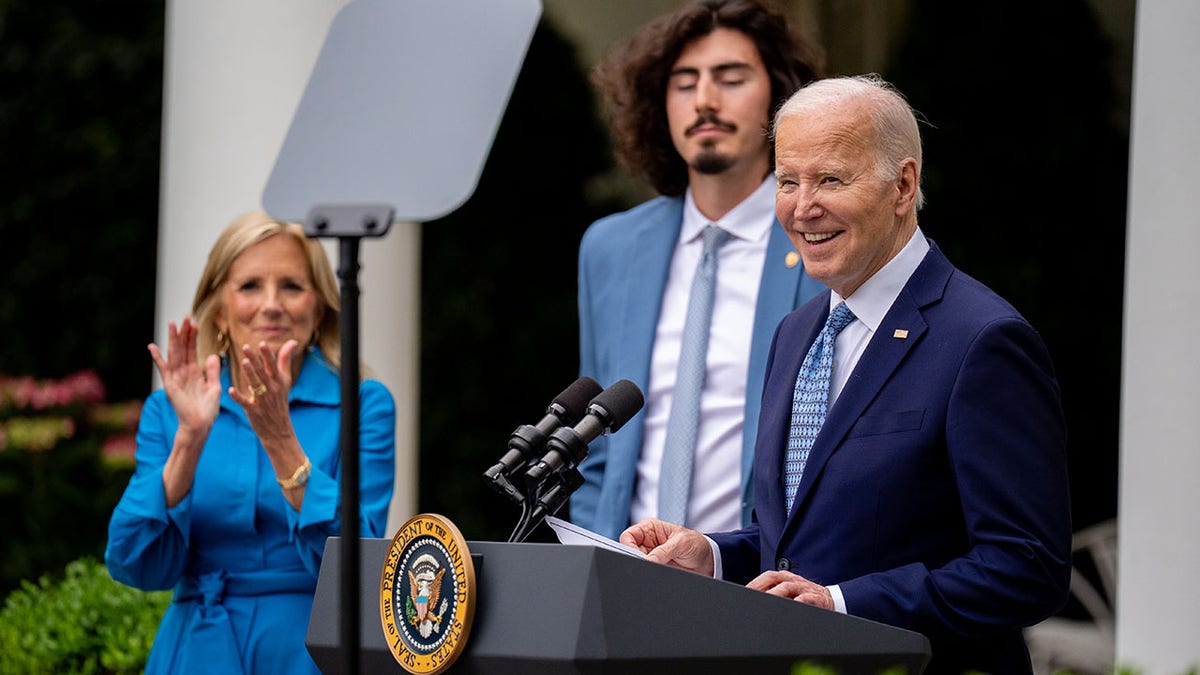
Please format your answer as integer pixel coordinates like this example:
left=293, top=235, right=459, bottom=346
left=380, top=513, right=476, bottom=674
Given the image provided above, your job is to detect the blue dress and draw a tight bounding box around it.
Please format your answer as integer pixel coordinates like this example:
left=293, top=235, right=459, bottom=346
left=105, top=350, right=396, bottom=674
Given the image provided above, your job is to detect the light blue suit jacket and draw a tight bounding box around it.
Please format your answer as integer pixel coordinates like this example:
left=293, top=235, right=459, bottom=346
left=571, top=195, right=824, bottom=539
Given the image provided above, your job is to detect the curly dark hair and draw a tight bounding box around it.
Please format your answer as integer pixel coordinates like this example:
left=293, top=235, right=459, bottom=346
left=593, top=0, right=825, bottom=196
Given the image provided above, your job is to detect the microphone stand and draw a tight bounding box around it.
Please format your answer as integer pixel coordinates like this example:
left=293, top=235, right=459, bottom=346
left=528, top=468, right=583, bottom=537
left=305, top=204, right=394, bottom=675
left=508, top=467, right=583, bottom=543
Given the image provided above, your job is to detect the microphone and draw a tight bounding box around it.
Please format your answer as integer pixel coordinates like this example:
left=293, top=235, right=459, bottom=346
left=484, top=377, right=602, bottom=499
left=524, top=379, right=644, bottom=486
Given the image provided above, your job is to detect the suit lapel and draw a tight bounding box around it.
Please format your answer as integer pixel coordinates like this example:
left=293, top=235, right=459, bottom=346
left=752, top=223, right=805, bottom=361
left=758, top=299, right=828, bottom=544
left=614, top=201, right=682, bottom=384
left=784, top=244, right=953, bottom=528
left=742, top=222, right=806, bottom=507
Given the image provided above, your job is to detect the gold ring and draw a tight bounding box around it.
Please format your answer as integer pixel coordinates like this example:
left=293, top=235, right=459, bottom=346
left=251, top=384, right=267, bottom=397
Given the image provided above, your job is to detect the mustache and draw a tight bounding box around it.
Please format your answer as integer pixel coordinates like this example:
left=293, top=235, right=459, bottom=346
left=685, top=111, right=736, bottom=136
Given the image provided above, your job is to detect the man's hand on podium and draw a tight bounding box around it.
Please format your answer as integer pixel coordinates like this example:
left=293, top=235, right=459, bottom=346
left=747, top=570, right=835, bottom=609
left=619, top=519, right=715, bottom=577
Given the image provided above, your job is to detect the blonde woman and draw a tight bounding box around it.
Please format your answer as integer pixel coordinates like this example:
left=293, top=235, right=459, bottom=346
left=106, top=211, right=396, bottom=674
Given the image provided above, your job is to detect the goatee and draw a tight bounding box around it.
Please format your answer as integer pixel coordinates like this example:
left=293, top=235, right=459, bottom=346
left=692, top=149, right=734, bottom=175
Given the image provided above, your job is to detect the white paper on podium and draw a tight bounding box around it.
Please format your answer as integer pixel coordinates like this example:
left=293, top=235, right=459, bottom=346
left=545, top=516, right=647, bottom=559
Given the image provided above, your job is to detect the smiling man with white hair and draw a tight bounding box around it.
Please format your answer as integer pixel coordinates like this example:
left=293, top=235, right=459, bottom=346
left=621, top=74, right=1073, bottom=675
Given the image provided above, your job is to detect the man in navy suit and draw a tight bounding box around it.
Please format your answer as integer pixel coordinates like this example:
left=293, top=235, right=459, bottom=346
left=571, top=0, right=826, bottom=540
left=621, top=75, right=1072, bottom=674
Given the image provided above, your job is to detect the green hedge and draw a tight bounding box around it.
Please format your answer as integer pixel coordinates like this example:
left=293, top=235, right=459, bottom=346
left=0, top=557, right=169, bottom=674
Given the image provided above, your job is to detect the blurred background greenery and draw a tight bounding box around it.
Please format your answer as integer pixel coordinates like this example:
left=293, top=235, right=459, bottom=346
left=0, top=0, right=1130, bottom=624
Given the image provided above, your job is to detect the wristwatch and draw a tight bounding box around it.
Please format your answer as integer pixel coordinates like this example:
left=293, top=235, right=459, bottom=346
left=278, top=457, right=312, bottom=490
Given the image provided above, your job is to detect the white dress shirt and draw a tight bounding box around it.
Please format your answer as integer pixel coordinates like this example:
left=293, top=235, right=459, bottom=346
left=630, top=176, right=776, bottom=533
left=828, top=228, right=930, bottom=406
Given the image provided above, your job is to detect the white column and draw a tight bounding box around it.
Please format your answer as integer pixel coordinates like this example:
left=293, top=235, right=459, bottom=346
left=158, top=0, right=417, bottom=534
left=1118, top=0, right=1200, bottom=670
left=362, top=227, right=420, bottom=533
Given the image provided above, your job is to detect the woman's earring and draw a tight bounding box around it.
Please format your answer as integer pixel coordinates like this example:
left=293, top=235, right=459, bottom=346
left=217, top=330, right=231, bottom=355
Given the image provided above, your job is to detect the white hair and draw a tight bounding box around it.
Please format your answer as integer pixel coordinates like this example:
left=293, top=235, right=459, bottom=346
left=773, top=74, right=925, bottom=210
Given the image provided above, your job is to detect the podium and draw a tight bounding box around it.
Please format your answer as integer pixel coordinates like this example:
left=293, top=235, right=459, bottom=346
left=307, top=538, right=930, bottom=674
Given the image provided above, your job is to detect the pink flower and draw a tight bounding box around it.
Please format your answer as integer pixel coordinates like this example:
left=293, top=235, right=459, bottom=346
left=64, top=370, right=106, bottom=405
left=32, top=382, right=58, bottom=410
left=101, top=434, right=138, bottom=465
left=11, top=377, right=37, bottom=409
left=0, top=369, right=139, bottom=456
left=0, top=371, right=108, bottom=411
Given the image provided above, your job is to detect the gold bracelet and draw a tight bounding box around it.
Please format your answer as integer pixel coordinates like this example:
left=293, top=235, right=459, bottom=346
left=278, top=457, right=312, bottom=490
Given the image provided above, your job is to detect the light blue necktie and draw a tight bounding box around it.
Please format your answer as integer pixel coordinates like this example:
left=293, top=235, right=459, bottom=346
left=784, top=302, right=856, bottom=513
left=658, top=225, right=729, bottom=525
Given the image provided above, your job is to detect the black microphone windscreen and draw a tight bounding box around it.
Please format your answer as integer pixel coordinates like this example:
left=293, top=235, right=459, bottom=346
left=592, top=379, right=645, bottom=433
left=553, top=377, right=603, bottom=424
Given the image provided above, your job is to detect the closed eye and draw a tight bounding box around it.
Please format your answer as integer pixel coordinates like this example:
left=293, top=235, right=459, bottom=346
left=668, top=72, right=699, bottom=92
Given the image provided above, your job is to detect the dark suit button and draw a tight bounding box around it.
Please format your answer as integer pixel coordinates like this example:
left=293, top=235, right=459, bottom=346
left=777, top=557, right=791, bottom=571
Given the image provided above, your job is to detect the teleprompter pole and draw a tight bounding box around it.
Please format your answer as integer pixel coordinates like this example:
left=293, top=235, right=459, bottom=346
left=338, top=236, right=361, bottom=675
left=306, top=205, right=393, bottom=675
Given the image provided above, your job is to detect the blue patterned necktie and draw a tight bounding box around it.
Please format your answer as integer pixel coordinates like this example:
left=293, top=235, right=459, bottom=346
left=658, top=224, right=730, bottom=525
left=784, top=302, right=856, bottom=513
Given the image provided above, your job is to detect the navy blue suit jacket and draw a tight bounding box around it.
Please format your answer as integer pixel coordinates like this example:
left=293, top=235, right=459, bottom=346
left=571, top=195, right=825, bottom=539
left=710, top=241, right=1072, bottom=674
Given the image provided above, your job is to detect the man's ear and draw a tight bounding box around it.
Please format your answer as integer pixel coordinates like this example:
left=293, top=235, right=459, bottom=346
left=894, top=157, right=919, bottom=216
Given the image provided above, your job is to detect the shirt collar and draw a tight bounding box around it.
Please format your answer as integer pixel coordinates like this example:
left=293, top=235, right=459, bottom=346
left=832, top=227, right=930, bottom=332
left=289, top=349, right=341, bottom=405
left=681, top=175, right=776, bottom=245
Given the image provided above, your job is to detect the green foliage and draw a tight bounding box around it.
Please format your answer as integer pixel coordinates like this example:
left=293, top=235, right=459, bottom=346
left=0, top=0, right=164, bottom=402
left=0, top=0, right=161, bottom=599
left=0, top=557, right=169, bottom=674
left=0, top=370, right=141, bottom=596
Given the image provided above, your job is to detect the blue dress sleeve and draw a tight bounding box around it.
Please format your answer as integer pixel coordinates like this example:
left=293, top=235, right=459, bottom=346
left=105, top=391, right=193, bottom=591
left=353, top=379, right=397, bottom=538
left=289, top=379, right=396, bottom=576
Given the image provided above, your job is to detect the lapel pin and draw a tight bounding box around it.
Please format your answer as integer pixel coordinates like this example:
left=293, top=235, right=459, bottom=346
left=784, top=251, right=800, bottom=268
left=893, top=329, right=909, bottom=339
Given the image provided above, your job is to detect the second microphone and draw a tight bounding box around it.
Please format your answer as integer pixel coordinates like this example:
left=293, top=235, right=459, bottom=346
left=525, top=379, right=645, bottom=486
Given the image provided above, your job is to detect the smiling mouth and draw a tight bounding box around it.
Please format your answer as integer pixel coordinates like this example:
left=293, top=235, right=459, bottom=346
left=803, top=231, right=842, bottom=243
